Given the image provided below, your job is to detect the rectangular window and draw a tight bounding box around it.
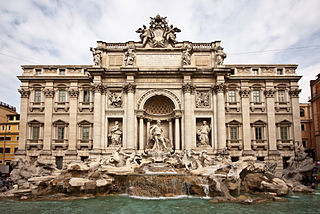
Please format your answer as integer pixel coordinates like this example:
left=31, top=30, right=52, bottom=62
left=5, top=137, right=11, bottom=141
left=16, top=115, right=20, bottom=120
left=278, top=90, right=286, bottom=102
left=255, top=127, right=263, bottom=140
left=34, top=90, right=41, bottom=103
left=5, top=148, right=10, bottom=153
left=0, top=137, right=4, bottom=141
left=0, top=148, right=2, bottom=153
left=1, top=125, right=5, bottom=131
left=252, top=69, right=259, bottom=75
left=14, top=147, right=18, bottom=153
left=280, top=127, right=289, bottom=140
left=302, top=140, right=307, bottom=147
left=83, top=90, right=90, bottom=103
left=8, top=115, right=14, bottom=121
left=257, top=156, right=265, bottom=161
left=252, top=90, right=261, bottom=103
left=16, top=136, right=19, bottom=140
left=230, top=127, right=238, bottom=140
left=300, top=109, right=305, bottom=117
left=57, top=127, right=65, bottom=140
left=32, top=127, right=40, bottom=140
left=277, top=68, right=283, bottom=75
left=228, top=90, right=236, bottom=103
left=58, top=90, right=66, bottom=103
left=35, top=69, right=42, bottom=75
left=82, top=127, right=89, bottom=140
left=59, top=69, right=66, bottom=75
left=8, top=125, right=11, bottom=131
left=301, top=124, right=305, bottom=131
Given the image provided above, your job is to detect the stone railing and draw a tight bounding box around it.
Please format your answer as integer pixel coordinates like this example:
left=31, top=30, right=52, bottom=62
left=225, top=101, right=240, bottom=112
left=277, top=139, right=294, bottom=150
left=77, top=139, right=93, bottom=150
left=26, top=139, right=43, bottom=150
left=29, top=102, right=45, bottom=112
left=192, top=43, right=212, bottom=49
left=78, top=101, right=94, bottom=112
left=251, top=139, right=268, bottom=150
left=54, top=102, right=69, bottom=112
left=105, top=43, right=127, bottom=49
left=275, top=101, right=290, bottom=112
left=52, top=139, right=68, bottom=150
left=227, top=139, right=243, bottom=150
left=250, top=101, right=265, bottom=112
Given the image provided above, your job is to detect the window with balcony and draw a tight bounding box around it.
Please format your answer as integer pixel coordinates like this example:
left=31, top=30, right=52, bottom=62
left=83, top=89, right=90, bottom=103
left=278, top=90, right=286, bottom=103
left=34, top=90, right=41, bottom=103
left=255, top=127, right=263, bottom=140
left=252, top=90, right=261, bottom=103
left=32, top=126, right=40, bottom=140
left=230, top=127, right=238, bottom=140
left=280, top=126, right=289, bottom=140
left=57, top=127, right=65, bottom=140
left=228, top=90, right=236, bottom=103
left=58, top=90, right=66, bottom=103
left=82, top=127, right=89, bottom=140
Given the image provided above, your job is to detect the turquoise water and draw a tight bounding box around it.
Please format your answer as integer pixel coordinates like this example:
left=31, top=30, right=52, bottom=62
left=1, top=193, right=320, bottom=214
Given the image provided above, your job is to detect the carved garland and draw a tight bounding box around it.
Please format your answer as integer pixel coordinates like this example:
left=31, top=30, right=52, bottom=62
left=264, top=89, right=275, bottom=98
left=123, top=83, right=136, bottom=93
left=289, top=89, right=301, bottom=98
left=213, top=83, right=226, bottom=94
left=182, top=83, right=195, bottom=94
left=18, top=88, right=30, bottom=98
left=239, top=89, right=250, bottom=98
left=68, top=89, right=80, bottom=98
left=43, top=88, right=55, bottom=98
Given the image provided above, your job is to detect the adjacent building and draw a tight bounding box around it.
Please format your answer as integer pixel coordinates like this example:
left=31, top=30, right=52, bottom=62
left=16, top=15, right=302, bottom=173
left=300, top=103, right=313, bottom=149
left=310, top=74, right=320, bottom=161
left=0, top=111, right=19, bottom=165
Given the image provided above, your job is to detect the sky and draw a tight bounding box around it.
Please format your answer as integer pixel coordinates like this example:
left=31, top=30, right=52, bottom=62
left=0, top=0, right=320, bottom=112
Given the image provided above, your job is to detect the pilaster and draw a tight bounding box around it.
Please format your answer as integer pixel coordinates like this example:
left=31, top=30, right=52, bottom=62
left=66, top=86, right=79, bottom=157
left=213, top=81, right=226, bottom=151
left=182, top=83, right=194, bottom=149
left=91, top=82, right=104, bottom=154
left=124, top=82, right=136, bottom=149
left=289, top=88, right=302, bottom=145
left=264, top=84, right=277, bottom=152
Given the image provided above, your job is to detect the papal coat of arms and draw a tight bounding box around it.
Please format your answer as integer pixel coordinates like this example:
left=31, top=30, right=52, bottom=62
left=136, top=14, right=181, bottom=48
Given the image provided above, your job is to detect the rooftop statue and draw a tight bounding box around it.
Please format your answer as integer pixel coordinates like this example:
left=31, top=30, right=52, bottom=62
left=136, top=14, right=181, bottom=48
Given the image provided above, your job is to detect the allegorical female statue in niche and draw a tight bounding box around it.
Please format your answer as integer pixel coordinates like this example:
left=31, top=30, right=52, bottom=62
left=109, top=121, right=122, bottom=146
left=197, top=120, right=211, bottom=146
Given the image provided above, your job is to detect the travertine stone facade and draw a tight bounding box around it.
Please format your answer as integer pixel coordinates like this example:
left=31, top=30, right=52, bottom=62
left=17, top=15, right=301, bottom=172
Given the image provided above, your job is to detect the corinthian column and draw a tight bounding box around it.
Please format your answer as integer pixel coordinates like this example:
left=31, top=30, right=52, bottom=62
left=265, top=88, right=277, bottom=152
left=124, top=83, right=136, bottom=149
left=213, top=83, right=226, bottom=151
left=289, top=88, right=302, bottom=144
left=92, top=83, right=104, bottom=153
left=240, top=86, right=252, bottom=155
left=66, top=87, right=79, bottom=156
left=16, top=88, right=30, bottom=156
left=41, top=85, right=55, bottom=155
left=183, top=83, right=194, bottom=149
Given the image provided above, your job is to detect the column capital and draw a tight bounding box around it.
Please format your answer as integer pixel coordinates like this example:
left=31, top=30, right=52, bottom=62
left=264, top=89, right=275, bottom=98
left=123, top=83, right=136, bottom=93
left=182, top=83, right=195, bottom=94
left=289, top=88, right=301, bottom=98
left=212, top=83, right=226, bottom=94
left=18, top=88, right=30, bottom=98
left=68, top=88, right=79, bottom=98
left=43, top=88, right=55, bottom=98
left=91, top=83, right=106, bottom=94
left=239, top=88, right=250, bottom=98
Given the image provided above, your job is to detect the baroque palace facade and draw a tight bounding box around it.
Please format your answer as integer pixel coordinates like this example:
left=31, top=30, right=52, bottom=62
left=16, top=15, right=301, bottom=170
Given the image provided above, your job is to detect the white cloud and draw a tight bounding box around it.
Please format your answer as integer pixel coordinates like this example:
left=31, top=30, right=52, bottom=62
left=0, top=0, right=320, bottom=111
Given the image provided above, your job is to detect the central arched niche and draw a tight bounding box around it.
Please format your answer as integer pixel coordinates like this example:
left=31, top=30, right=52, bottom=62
left=143, top=95, right=175, bottom=116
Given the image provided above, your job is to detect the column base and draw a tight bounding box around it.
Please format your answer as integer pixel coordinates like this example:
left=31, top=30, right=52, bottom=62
left=40, top=150, right=52, bottom=156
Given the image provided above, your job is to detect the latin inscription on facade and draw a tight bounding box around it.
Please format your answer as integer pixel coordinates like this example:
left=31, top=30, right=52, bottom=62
left=109, top=55, right=123, bottom=66
left=136, top=54, right=181, bottom=67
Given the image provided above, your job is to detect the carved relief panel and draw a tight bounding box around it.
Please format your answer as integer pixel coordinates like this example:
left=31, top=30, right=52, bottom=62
left=108, top=90, right=123, bottom=108
left=195, top=90, right=210, bottom=108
